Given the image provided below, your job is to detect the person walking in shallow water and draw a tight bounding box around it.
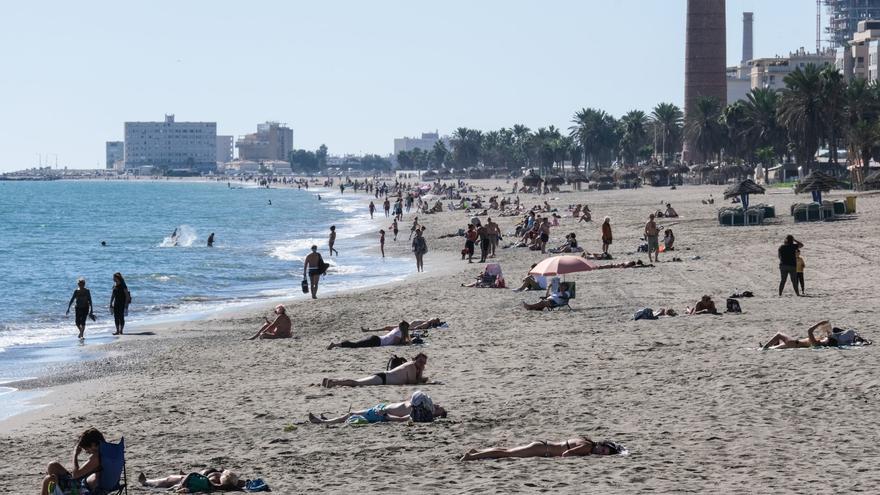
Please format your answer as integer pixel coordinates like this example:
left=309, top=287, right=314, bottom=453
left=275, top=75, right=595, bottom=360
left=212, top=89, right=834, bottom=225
left=303, top=245, right=325, bottom=299
left=328, top=225, right=339, bottom=256
left=379, top=229, right=386, bottom=258
left=369, top=201, right=376, bottom=219
left=109, top=272, right=131, bottom=335
left=66, top=278, right=93, bottom=339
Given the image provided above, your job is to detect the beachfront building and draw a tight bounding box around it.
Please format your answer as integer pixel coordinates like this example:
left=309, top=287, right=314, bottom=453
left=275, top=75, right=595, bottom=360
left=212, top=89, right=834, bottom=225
left=216, top=135, right=233, bottom=164
left=726, top=12, right=754, bottom=104
left=749, top=48, right=836, bottom=91
left=236, top=122, right=293, bottom=162
left=836, top=19, right=880, bottom=81
left=393, top=132, right=451, bottom=154
left=825, top=0, right=880, bottom=48
left=124, top=115, right=218, bottom=172
left=105, top=141, right=124, bottom=169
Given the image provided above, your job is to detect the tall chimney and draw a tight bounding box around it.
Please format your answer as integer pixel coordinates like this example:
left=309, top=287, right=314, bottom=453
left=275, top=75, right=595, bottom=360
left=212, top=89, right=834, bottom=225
left=683, top=0, right=727, bottom=163
left=742, top=12, right=754, bottom=63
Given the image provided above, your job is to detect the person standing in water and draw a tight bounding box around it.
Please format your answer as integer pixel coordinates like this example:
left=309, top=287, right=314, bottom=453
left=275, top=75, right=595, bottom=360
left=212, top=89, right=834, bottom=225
left=412, top=227, right=428, bottom=272
left=328, top=226, right=339, bottom=257
left=303, top=245, right=324, bottom=299
left=379, top=229, right=386, bottom=258
left=383, top=198, right=391, bottom=217
left=109, top=272, right=131, bottom=335
left=369, top=201, right=376, bottom=219
left=207, top=233, right=215, bottom=247
left=66, top=278, right=93, bottom=339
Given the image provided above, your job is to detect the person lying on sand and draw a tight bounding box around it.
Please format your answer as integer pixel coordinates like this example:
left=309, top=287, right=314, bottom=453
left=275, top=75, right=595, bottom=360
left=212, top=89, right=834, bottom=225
left=40, top=428, right=105, bottom=495
left=686, top=295, right=719, bottom=315
left=247, top=304, right=292, bottom=340
left=360, top=318, right=443, bottom=332
left=327, top=321, right=411, bottom=349
left=595, top=260, right=654, bottom=269
left=309, top=390, right=446, bottom=425
left=460, top=437, right=625, bottom=461
left=322, top=352, right=429, bottom=387
left=522, top=284, right=572, bottom=311
left=138, top=468, right=245, bottom=492
left=762, top=321, right=872, bottom=350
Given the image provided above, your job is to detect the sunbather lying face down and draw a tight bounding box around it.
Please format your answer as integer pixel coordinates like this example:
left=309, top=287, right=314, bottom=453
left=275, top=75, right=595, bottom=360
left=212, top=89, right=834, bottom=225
left=322, top=353, right=429, bottom=387
left=308, top=391, right=447, bottom=424
left=461, top=437, right=624, bottom=461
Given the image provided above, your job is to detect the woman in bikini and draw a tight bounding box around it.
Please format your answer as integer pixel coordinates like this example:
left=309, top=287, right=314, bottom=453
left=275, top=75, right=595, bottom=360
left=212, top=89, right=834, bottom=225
left=138, top=468, right=245, bottom=492
left=461, top=436, right=625, bottom=461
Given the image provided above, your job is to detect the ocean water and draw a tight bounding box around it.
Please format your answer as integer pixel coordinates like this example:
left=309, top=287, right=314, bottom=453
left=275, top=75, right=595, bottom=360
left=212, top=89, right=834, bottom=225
left=0, top=180, right=410, bottom=410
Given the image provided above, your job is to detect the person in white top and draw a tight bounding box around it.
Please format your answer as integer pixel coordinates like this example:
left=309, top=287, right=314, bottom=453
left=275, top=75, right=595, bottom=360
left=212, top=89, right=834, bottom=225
left=327, top=321, right=411, bottom=349
left=513, top=264, right=549, bottom=292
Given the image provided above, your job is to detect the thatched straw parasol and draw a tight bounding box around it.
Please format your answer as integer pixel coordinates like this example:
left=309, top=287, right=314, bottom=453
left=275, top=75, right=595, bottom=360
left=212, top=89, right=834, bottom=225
left=590, top=170, right=614, bottom=182
left=864, top=170, right=880, bottom=190
left=794, top=171, right=846, bottom=202
left=521, top=171, right=542, bottom=187
left=723, top=179, right=765, bottom=210
left=614, top=169, right=638, bottom=181
left=545, top=175, right=566, bottom=186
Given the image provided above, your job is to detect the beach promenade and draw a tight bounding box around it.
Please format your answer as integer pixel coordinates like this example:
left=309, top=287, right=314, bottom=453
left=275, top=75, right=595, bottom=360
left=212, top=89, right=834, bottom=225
left=2, top=181, right=878, bottom=494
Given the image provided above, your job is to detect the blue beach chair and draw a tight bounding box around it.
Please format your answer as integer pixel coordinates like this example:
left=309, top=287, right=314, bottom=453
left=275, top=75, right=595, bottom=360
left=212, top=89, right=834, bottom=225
left=94, top=437, right=127, bottom=495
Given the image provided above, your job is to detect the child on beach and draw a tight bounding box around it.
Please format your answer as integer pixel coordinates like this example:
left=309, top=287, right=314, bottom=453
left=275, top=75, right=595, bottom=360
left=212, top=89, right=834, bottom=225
left=796, top=249, right=805, bottom=294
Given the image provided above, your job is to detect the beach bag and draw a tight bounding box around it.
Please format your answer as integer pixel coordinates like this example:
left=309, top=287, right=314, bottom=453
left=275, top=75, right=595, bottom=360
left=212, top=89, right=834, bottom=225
left=301, top=278, right=309, bottom=293
left=244, top=478, right=270, bottom=492
left=830, top=328, right=860, bottom=346
left=633, top=308, right=656, bottom=320
left=725, top=298, right=742, bottom=313
left=386, top=355, right=407, bottom=370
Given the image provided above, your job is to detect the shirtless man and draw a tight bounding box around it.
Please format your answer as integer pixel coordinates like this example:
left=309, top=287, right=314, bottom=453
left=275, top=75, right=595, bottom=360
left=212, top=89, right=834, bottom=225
left=538, top=217, right=551, bottom=254
left=485, top=218, right=500, bottom=257
left=328, top=225, right=339, bottom=256
left=247, top=304, right=292, bottom=340
left=322, top=353, right=429, bottom=387
left=686, top=295, right=718, bottom=315
left=303, top=245, right=324, bottom=299
left=645, top=214, right=660, bottom=262
left=308, top=391, right=447, bottom=424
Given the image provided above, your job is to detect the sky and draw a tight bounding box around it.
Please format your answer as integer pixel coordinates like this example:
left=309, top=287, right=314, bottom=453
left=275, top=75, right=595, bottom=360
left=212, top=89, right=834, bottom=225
left=0, top=0, right=818, bottom=171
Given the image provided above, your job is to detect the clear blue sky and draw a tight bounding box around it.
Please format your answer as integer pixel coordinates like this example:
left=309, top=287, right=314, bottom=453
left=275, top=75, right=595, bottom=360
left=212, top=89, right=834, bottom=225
left=0, top=0, right=817, bottom=171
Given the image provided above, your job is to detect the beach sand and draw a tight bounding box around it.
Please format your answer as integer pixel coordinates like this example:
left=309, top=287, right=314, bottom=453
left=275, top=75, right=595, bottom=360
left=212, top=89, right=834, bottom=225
left=2, top=181, right=879, bottom=494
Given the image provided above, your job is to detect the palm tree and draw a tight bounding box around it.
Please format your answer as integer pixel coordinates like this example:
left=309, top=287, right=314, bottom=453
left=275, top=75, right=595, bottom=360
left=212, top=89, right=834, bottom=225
left=722, top=101, right=749, bottom=163
left=685, top=96, right=725, bottom=163
left=430, top=141, right=449, bottom=169
left=618, top=110, right=649, bottom=166
left=820, top=66, right=846, bottom=164
left=779, top=64, right=824, bottom=172
left=451, top=127, right=483, bottom=168
left=650, top=103, right=683, bottom=166
left=511, top=124, right=532, bottom=170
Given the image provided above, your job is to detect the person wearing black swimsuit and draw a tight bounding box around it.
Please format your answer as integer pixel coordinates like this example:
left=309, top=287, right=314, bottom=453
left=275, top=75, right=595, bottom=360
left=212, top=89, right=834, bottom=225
left=109, top=272, right=130, bottom=335
left=66, top=278, right=93, bottom=339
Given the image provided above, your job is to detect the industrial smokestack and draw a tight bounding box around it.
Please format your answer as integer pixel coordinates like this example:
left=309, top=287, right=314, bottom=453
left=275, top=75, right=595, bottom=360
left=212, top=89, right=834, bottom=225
left=683, top=0, right=727, bottom=163
left=742, top=12, right=754, bottom=63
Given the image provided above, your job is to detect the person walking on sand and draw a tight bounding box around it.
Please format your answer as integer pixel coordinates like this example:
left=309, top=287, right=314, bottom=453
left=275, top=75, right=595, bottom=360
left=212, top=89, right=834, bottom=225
left=645, top=213, right=660, bottom=262
left=328, top=226, right=339, bottom=257
left=601, top=217, right=612, bottom=256
left=408, top=216, right=420, bottom=240
left=477, top=223, right=490, bottom=263
left=412, top=228, right=428, bottom=272
left=322, top=353, right=429, bottom=387
left=379, top=229, right=386, bottom=258
left=486, top=217, right=500, bottom=258
left=464, top=224, right=477, bottom=263
left=303, top=245, right=325, bottom=299
left=247, top=304, right=292, bottom=340
left=390, top=219, right=399, bottom=241
left=796, top=248, right=806, bottom=295
left=778, top=234, right=803, bottom=296
left=109, top=272, right=131, bottom=335
left=66, top=277, right=94, bottom=339
left=369, top=201, right=376, bottom=219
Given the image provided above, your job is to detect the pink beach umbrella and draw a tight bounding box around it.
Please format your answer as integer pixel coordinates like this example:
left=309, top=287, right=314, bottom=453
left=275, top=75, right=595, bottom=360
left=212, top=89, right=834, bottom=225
left=528, top=255, right=597, bottom=276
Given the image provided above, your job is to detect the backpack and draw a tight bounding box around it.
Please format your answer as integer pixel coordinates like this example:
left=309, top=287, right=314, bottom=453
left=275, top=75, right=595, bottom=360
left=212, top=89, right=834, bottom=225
left=386, top=355, right=407, bottom=370
left=725, top=298, right=742, bottom=313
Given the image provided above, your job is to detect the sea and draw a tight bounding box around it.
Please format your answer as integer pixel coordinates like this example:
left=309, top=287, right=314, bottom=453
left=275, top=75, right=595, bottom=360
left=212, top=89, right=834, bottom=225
left=0, top=179, right=411, bottom=422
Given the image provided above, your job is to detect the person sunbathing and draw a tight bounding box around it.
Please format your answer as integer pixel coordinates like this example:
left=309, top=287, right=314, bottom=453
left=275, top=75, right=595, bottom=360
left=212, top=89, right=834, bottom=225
left=578, top=207, right=592, bottom=223
left=460, top=436, right=625, bottom=461
left=360, top=318, right=443, bottom=332
left=328, top=321, right=411, bottom=349
left=595, top=260, right=653, bottom=269
left=686, top=295, right=718, bottom=315
left=522, top=284, right=571, bottom=311
left=138, top=468, right=245, bottom=492
left=322, top=352, right=429, bottom=387
left=247, top=304, right=292, bottom=340
left=308, top=390, right=446, bottom=425
left=762, top=321, right=871, bottom=350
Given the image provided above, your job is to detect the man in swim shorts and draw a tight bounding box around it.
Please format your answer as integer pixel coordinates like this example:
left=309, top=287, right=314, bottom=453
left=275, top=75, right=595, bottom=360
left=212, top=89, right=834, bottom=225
left=303, top=245, right=324, bottom=299
left=645, top=214, right=660, bottom=262
left=322, top=353, right=428, bottom=387
left=308, top=391, right=447, bottom=424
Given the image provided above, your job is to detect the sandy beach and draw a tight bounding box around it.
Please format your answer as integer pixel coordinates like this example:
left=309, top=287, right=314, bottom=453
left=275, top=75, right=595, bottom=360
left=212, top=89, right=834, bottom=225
left=2, top=180, right=879, bottom=494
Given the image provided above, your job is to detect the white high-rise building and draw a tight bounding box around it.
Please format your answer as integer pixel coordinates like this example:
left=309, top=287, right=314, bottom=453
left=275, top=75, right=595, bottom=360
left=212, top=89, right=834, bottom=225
left=124, top=114, right=217, bottom=171
left=393, top=132, right=449, bottom=154
left=216, top=135, right=233, bottom=163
